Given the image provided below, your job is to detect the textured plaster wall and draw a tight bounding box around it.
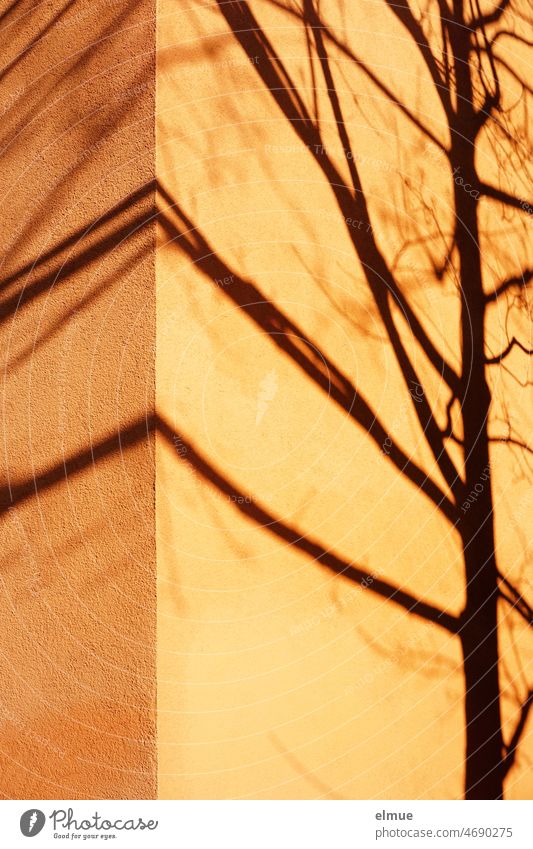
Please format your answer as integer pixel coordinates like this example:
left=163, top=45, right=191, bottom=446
left=156, top=0, right=532, bottom=799
left=0, top=0, right=156, bottom=798
left=0, top=0, right=529, bottom=803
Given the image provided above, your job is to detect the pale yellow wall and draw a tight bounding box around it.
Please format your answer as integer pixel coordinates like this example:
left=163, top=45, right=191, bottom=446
left=156, top=0, right=532, bottom=798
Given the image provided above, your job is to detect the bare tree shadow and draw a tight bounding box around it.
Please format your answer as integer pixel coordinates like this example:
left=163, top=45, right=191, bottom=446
left=157, top=0, right=532, bottom=798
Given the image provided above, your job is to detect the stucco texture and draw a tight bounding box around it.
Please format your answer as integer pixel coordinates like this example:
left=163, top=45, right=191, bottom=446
left=0, top=0, right=531, bottom=802
left=156, top=0, right=532, bottom=800
left=0, top=0, right=156, bottom=798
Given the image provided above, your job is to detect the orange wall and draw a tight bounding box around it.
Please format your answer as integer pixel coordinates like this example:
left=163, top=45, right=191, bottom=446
left=0, top=0, right=530, bottom=802
left=0, top=0, right=156, bottom=798
left=156, top=0, right=532, bottom=799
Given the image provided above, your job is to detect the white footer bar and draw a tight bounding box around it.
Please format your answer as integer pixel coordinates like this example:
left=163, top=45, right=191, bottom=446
left=3, top=800, right=531, bottom=848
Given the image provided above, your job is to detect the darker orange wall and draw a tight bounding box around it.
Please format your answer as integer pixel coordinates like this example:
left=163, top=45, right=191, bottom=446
left=0, top=0, right=156, bottom=798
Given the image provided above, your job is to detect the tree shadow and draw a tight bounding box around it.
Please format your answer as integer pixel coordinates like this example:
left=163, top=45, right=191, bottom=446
left=1, top=0, right=530, bottom=801
left=0, top=0, right=156, bottom=801
left=158, top=0, right=532, bottom=798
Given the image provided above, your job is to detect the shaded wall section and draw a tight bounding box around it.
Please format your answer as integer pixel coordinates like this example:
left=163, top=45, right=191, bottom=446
left=0, top=0, right=156, bottom=797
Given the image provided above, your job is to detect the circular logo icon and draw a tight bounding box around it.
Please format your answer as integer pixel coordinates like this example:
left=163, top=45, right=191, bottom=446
left=20, top=810, right=46, bottom=837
